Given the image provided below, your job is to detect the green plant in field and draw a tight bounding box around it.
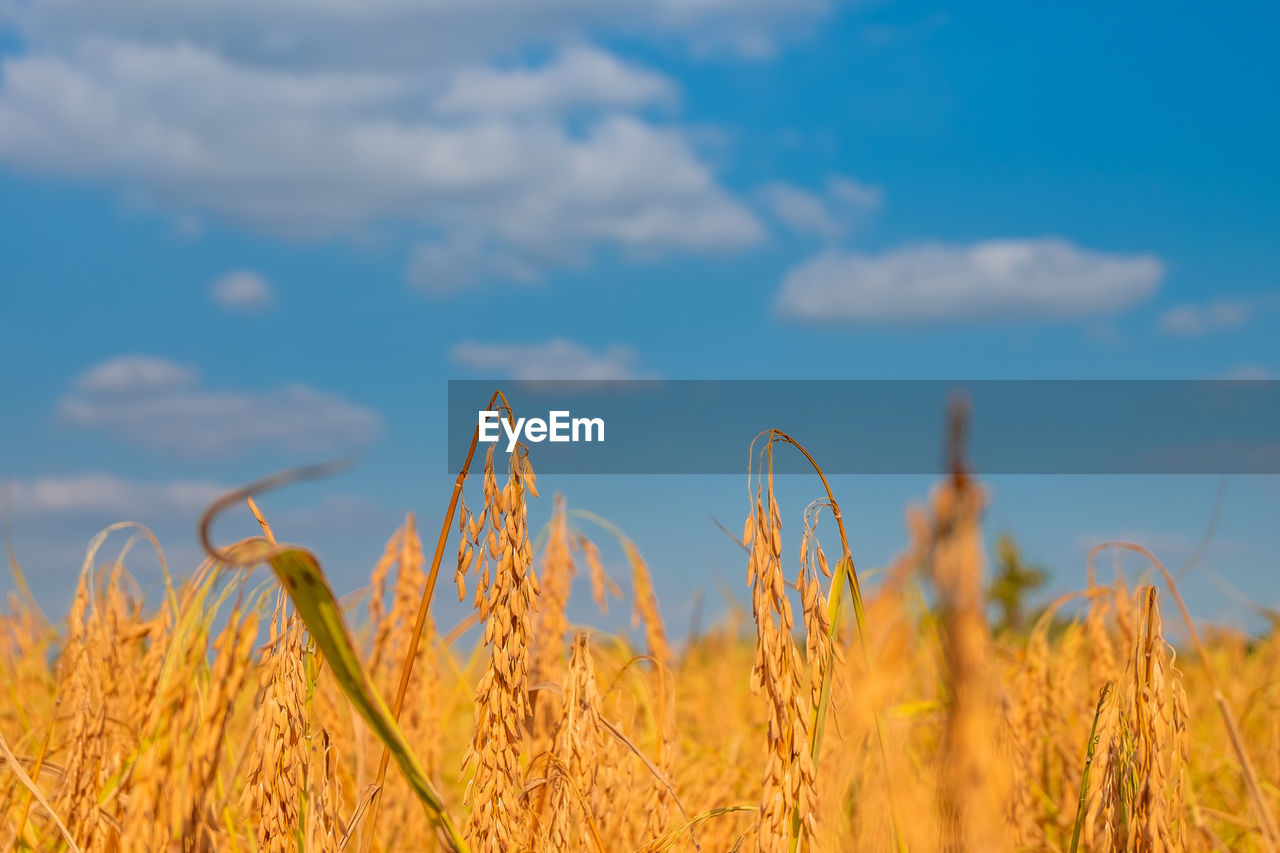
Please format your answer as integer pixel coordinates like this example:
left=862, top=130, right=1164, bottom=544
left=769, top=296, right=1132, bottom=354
left=987, top=532, right=1047, bottom=633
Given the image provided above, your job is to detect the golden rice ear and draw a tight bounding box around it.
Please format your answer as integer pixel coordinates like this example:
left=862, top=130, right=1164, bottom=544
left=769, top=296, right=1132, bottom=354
left=746, top=436, right=811, bottom=852
left=530, top=495, right=575, bottom=756
left=461, top=437, right=540, bottom=853
left=240, top=594, right=307, bottom=852
left=576, top=533, right=621, bottom=617
left=537, top=632, right=608, bottom=853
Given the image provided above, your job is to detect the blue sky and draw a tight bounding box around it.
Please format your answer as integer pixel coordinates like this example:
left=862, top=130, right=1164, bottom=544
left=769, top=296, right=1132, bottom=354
left=1, top=1, right=1277, bottom=634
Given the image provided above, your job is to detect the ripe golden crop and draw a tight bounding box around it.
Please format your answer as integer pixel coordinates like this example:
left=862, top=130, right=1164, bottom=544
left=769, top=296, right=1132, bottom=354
left=2, top=413, right=1277, bottom=852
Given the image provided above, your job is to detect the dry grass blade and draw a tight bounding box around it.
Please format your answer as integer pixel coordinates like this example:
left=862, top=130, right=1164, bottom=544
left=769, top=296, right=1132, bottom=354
left=339, top=784, right=382, bottom=850
left=596, top=715, right=696, bottom=842
left=0, top=725, right=81, bottom=853
left=634, top=806, right=758, bottom=853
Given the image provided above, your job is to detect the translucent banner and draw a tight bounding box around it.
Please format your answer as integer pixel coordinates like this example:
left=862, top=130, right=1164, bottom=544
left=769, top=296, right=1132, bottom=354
left=446, top=380, right=1280, bottom=474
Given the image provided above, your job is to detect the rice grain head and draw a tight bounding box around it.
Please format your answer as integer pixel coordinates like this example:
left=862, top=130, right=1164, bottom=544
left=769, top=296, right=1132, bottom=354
left=461, top=446, right=541, bottom=853
left=745, top=439, right=812, bottom=853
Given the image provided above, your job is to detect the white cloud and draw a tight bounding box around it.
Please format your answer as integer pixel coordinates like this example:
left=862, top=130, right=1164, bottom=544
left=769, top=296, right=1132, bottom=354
left=75, top=354, right=198, bottom=393
left=7, top=1, right=834, bottom=69
left=4, top=474, right=228, bottom=517
left=433, top=45, right=676, bottom=116
left=758, top=174, right=881, bottom=238
left=759, top=184, right=839, bottom=238
left=59, top=355, right=381, bottom=457
left=406, top=236, right=543, bottom=293
left=211, top=269, right=274, bottom=311
left=2, top=474, right=378, bottom=567
left=827, top=175, right=883, bottom=209
left=776, top=238, right=1164, bottom=323
left=1159, top=299, right=1253, bottom=337
left=0, top=7, right=778, bottom=285
left=0, top=42, right=760, bottom=255
left=451, top=337, right=653, bottom=379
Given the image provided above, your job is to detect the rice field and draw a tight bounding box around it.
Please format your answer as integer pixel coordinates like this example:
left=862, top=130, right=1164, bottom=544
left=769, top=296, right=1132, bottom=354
left=2, top=417, right=1278, bottom=852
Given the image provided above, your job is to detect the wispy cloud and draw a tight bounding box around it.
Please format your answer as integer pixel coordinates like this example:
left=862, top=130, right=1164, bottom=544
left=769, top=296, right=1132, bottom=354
left=776, top=238, right=1163, bottom=323
left=59, top=355, right=381, bottom=458
left=0, top=1, right=839, bottom=67
left=451, top=338, right=654, bottom=380
left=432, top=45, right=676, bottom=117
left=4, top=474, right=385, bottom=545
left=1159, top=299, right=1253, bottom=336
left=211, top=269, right=274, bottom=312
left=406, top=236, right=543, bottom=294
left=75, top=354, right=197, bottom=394
left=3, top=473, right=228, bottom=517
left=757, top=175, right=881, bottom=239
